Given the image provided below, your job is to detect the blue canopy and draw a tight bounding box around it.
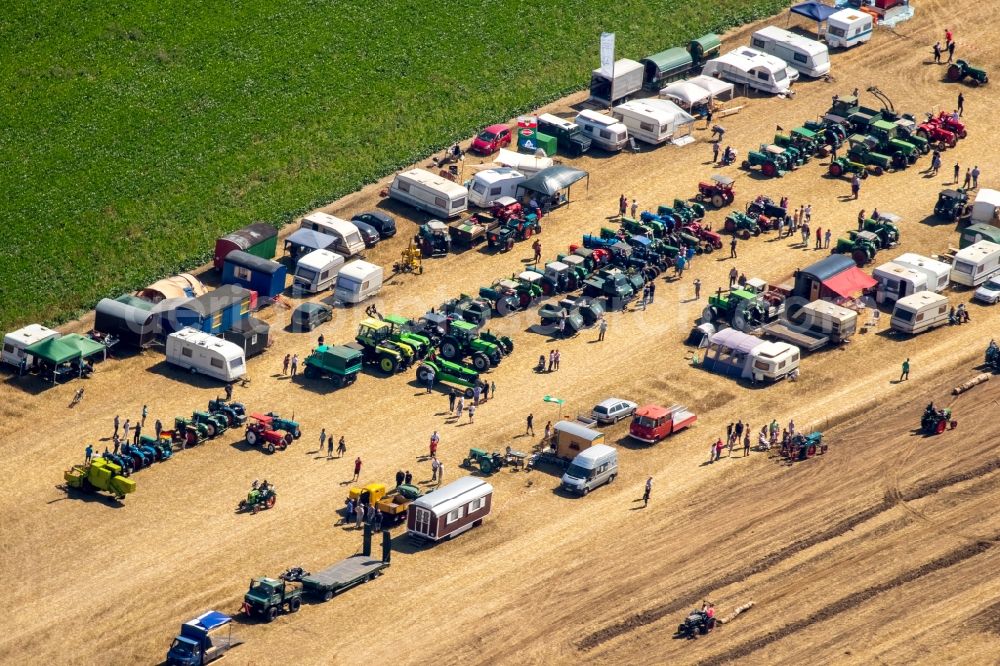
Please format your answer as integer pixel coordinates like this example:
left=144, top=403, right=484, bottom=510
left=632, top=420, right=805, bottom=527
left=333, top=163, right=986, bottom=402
left=790, top=1, right=839, bottom=22
left=190, top=610, right=231, bottom=631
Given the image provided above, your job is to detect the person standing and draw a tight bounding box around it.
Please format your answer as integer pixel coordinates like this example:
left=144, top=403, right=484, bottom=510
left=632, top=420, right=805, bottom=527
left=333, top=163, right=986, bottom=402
left=693, top=278, right=702, bottom=300
left=631, top=199, right=638, bottom=218
left=933, top=41, right=942, bottom=64
left=648, top=282, right=656, bottom=303
left=319, top=428, right=327, bottom=454
left=133, top=422, right=141, bottom=445
left=958, top=92, right=965, bottom=117
left=282, top=354, right=290, bottom=375
left=619, top=194, right=627, bottom=218
left=336, top=435, right=346, bottom=457
left=123, top=418, right=131, bottom=444
left=154, top=418, right=162, bottom=440
left=113, top=414, right=120, bottom=439
left=971, top=165, right=980, bottom=189
left=743, top=431, right=751, bottom=457
left=945, top=28, right=953, bottom=48
left=473, top=383, right=481, bottom=407
left=544, top=421, right=553, bottom=442
left=225, top=383, right=233, bottom=401
left=643, top=477, right=652, bottom=507
left=85, top=444, right=93, bottom=463
left=729, top=266, right=738, bottom=288
left=449, top=388, right=457, bottom=413
left=857, top=209, right=866, bottom=231
left=675, top=255, right=686, bottom=278
left=947, top=40, right=956, bottom=64
left=712, top=141, right=721, bottom=164
left=468, top=403, right=476, bottom=423
left=430, top=430, right=440, bottom=458
left=851, top=174, right=861, bottom=200
left=455, top=395, right=464, bottom=418
left=734, top=420, right=744, bottom=442
left=404, top=470, right=413, bottom=485
left=532, top=239, right=542, bottom=264
left=824, top=228, right=831, bottom=249
left=815, top=226, right=822, bottom=250
left=353, top=456, right=362, bottom=481
left=526, top=413, right=535, bottom=436
left=326, top=433, right=333, bottom=459
left=953, top=162, right=961, bottom=184
left=548, top=350, right=555, bottom=373
left=598, top=317, right=607, bottom=341
left=355, top=502, right=364, bottom=529
left=730, top=236, right=738, bottom=259
left=395, top=470, right=405, bottom=487
left=963, top=168, right=972, bottom=189
left=714, top=438, right=725, bottom=462
left=431, top=456, right=439, bottom=482
left=900, top=358, right=910, bottom=381
left=491, top=380, right=496, bottom=398
left=290, top=354, right=299, bottom=377
left=141, top=404, right=148, bottom=427
left=726, top=422, right=734, bottom=445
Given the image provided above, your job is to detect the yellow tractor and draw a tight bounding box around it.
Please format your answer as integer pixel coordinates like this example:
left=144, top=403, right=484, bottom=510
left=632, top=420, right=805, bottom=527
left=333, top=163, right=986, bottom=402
left=394, top=241, right=423, bottom=274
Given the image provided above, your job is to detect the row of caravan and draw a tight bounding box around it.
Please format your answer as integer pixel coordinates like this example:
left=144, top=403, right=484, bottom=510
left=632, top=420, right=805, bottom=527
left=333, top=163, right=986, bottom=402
left=872, top=243, right=1000, bottom=306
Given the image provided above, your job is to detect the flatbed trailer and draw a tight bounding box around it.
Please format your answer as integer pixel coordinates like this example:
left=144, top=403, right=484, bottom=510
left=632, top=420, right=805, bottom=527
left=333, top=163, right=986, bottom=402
left=300, top=530, right=391, bottom=602
left=761, top=321, right=829, bottom=351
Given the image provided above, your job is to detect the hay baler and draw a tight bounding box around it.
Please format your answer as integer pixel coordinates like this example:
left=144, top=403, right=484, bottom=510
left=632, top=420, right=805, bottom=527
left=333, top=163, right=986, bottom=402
left=64, top=458, right=136, bottom=500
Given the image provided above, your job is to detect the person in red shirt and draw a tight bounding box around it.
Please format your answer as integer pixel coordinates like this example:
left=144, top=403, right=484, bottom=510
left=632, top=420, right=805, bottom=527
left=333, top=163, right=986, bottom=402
left=945, top=28, right=953, bottom=47
left=353, top=456, right=362, bottom=481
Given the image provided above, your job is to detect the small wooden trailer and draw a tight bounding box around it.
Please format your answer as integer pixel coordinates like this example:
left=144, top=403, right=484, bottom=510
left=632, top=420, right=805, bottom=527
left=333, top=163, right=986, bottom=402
left=406, top=476, right=493, bottom=542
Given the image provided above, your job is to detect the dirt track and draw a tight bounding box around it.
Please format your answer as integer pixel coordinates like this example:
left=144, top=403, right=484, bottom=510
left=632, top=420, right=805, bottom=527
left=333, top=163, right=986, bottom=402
left=3, top=2, right=1000, bottom=664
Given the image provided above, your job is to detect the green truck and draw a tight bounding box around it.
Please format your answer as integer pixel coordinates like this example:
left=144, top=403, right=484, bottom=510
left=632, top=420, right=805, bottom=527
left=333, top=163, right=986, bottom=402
left=241, top=577, right=302, bottom=622
left=302, top=345, right=363, bottom=387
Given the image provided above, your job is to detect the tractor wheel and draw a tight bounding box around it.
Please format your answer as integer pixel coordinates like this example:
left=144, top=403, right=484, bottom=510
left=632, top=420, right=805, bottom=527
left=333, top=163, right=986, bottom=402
left=807, top=444, right=817, bottom=457
left=541, top=281, right=553, bottom=296
left=440, top=339, right=459, bottom=360
left=873, top=166, right=884, bottom=176
left=289, top=598, right=301, bottom=613
left=947, top=135, right=958, bottom=148
left=724, top=219, right=735, bottom=233
left=711, top=194, right=725, bottom=209
left=246, top=429, right=259, bottom=447
left=957, top=128, right=967, bottom=139
left=935, top=419, right=947, bottom=434
left=472, top=353, right=490, bottom=372
left=947, top=65, right=963, bottom=81
left=416, top=365, right=435, bottom=384
left=204, top=422, right=216, bottom=438
left=916, top=128, right=929, bottom=142
left=291, top=428, right=301, bottom=439
left=266, top=494, right=276, bottom=508
left=266, top=606, right=278, bottom=622
left=851, top=248, right=869, bottom=267
left=303, top=364, right=318, bottom=378
left=829, top=162, right=843, bottom=177
left=464, top=387, right=474, bottom=399
left=524, top=227, right=533, bottom=239
left=283, top=433, right=294, bottom=447
left=739, top=229, right=751, bottom=241
left=741, top=160, right=750, bottom=169
left=378, top=354, right=398, bottom=374
left=701, top=305, right=719, bottom=324
left=752, top=227, right=761, bottom=237
left=762, top=161, right=778, bottom=178
left=518, top=291, right=531, bottom=309
left=266, top=441, right=275, bottom=454
left=703, top=244, right=714, bottom=254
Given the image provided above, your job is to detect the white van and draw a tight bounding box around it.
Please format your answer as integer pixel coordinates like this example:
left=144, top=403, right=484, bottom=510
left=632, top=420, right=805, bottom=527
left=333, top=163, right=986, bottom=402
left=751, top=26, right=830, bottom=78
left=335, top=260, right=384, bottom=305
left=873, top=262, right=928, bottom=305
left=611, top=99, right=690, bottom=145
left=560, top=444, right=618, bottom=495
left=892, top=253, right=951, bottom=293
left=389, top=169, right=469, bottom=219
left=2, top=324, right=59, bottom=368
left=574, top=110, right=629, bottom=152
left=467, top=168, right=526, bottom=208
left=293, top=249, right=344, bottom=294
left=890, top=291, right=950, bottom=335
left=702, top=47, right=796, bottom=95
left=299, top=212, right=365, bottom=258
left=166, top=328, right=246, bottom=382
left=950, top=240, right=1000, bottom=287
left=825, top=9, right=874, bottom=49
left=798, top=300, right=857, bottom=342
left=970, top=189, right=1000, bottom=225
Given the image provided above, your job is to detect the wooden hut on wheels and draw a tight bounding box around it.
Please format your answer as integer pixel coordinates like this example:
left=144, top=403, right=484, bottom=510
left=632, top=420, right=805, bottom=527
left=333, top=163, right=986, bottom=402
left=165, top=285, right=254, bottom=335
left=406, top=476, right=493, bottom=542
left=221, top=250, right=287, bottom=299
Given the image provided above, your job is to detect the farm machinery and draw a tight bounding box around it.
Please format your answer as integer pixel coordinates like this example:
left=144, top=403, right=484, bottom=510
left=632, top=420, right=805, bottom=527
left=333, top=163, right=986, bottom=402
left=930, top=111, right=967, bottom=140
left=208, top=398, right=248, bottom=427
left=462, top=447, right=524, bottom=475
left=985, top=340, right=1000, bottom=372
left=349, top=482, right=423, bottom=524
left=169, top=416, right=212, bottom=448
left=393, top=240, right=423, bottom=274
left=245, top=413, right=294, bottom=453
left=355, top=318, right=417, bottom=374
left=237, top=481, right=277, bottom=514
left=534, top=260, right=583, bottom=295
left=831, top=230, right=881, bottom=266
left=64, top=457, right=136, bottom=501
left=479, top=272, right=543, bottom=313
left=746, top=196, right=786, bottom=230
left=866, top=120, right=918, bottom=168
left=775, top=126, right=822, bottom=158
left=485, top=198, right=541, bottom=251
left=415, top=358, right=479, bottom=398
left=301, top=345, right=363, bottom=387
left=701, top=287, right=773, bottom=332
left=676, top=606, right=717, bottom=639
left=921, top=404, right=956, bottom=435
left=947, top=59, right=989, bottom=86
left=415, top=220, right=452, bottom=257
left=862, top=216, right=900, bottom=249
left=440, top=295, right=493, bottom=327
left=660, top=199, right=706, bottom=225
left=934, top=189, right=971, bottom=221
left=781, top=431, right=827, bottom=461
left=380, top=314, right=433, bottom=358
left=620, top=215, right=661, bottom=238
left=724, top=211, right=762, bottom=239
left=539, top=295, right=605, bottom=332
left=742, top=145, right=791, bottom=178
left=437, top=319, right=509, bottom=370
left=583, top=267, right=640, bottom=302
left=193, top=410, right=229, bottom=438
left=262, top=412, right=301, bottom=439
left=695, top=175, right=735, bottom=208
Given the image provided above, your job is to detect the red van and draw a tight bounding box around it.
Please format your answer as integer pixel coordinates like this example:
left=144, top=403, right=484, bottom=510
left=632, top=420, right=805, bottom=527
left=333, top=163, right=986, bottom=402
left=629, top=404, right=697, bottom=444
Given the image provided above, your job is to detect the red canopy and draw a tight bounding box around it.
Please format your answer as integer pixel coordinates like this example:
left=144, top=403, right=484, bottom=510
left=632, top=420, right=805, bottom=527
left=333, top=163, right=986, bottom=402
left=822, top=267, right=876, bottom=298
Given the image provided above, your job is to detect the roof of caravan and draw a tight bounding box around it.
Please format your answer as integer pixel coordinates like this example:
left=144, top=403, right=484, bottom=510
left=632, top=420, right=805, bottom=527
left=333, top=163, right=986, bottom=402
left=410, top=476, right=493, bottom=515
left=955, top=240, right=1000, bottom=260
left=753, top=25, right=828, bottom=54
left=395, top=169, right=469, bottom=196
left=5, top=323, right=58, bottom=346
left=973, top=188, right=1000, bottom=208
left=895, top=291, right=948, bottom=310
left=169, top=328, right=244, bottom=355
left=224, top=250, right=284, bottom=275
left=709, top=47, right=787, bottom=73
left=473, top=168, right=525, bottom=184
left=801, top=254, right=856, bottom=281
left=616, top=98, right=695, bottom=124
left=494, top=148, right=554, bottom=173
left=828, top=8, right=872, bottom=23
left=874, top=262, right=924, bottom=280
left=892, top=253, right=952, bottom=272
left=338, top=260, right=382, bottom=280
left=754, top=339, right=799, bottom=358
left=554, top=420, right=605, bottom=441
left=297, top=249, right=343, bottom=270
left=802, top=299, right=857, bottom=318
left=708, top=328, right=764, bottom=354
left=285, top=228, right=337, bottom=250
left=576, top=109, right=626, bottom=128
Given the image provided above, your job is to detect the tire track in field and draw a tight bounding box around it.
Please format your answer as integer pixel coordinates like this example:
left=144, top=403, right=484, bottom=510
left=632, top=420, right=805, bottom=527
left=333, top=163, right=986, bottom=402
left=700, top=536, right=996, bottom=664
left=576, top=456, right=1000, bottom=651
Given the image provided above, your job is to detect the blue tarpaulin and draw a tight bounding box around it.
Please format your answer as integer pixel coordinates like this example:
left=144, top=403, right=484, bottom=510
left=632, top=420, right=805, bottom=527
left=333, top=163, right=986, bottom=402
left=790, top=1, right=839, bottom=22
left=190, top=611, right=231, bottom=631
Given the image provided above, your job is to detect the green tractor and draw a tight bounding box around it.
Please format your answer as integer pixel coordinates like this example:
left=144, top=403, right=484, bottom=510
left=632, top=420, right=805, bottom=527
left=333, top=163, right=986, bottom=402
left=480, top=272, right=543, bottom=314
left=863, top=216, right=901, bottom=249
left=867, top=120, right=918, bottom=169
left=832, top=229, right=880, bottom=266
left=263, top=412, right=302, bottom=440
left=192, top=411, right=228, bottom=438
left=891, top=117, right=931, bottom=155
left=462, top=447, right=506, bottom=475
left=840, top=135, right=892, bottom=175
left=355, top=318, right=413, bottom=374
left=723, top=211, right=761, bottom=239
left=478, top=329, right=514, bottom=356
left=438, top=319, right=503, bottom=371
left=947, top=59, right=989, bottom=86
left=173, top=416, right=210, bottom=447
left=771, top=135, right=809, bottom=166
left=620, top=216, right=660, bottom=238
left=416, top=358, right=479, bottom=398
left=382, top=314, right=433, bottom=359
left=660, top=199, right=706, bottom=225
left=742, top=144, right=791, bottom=178
left=701, top=288, right=768, bottom=332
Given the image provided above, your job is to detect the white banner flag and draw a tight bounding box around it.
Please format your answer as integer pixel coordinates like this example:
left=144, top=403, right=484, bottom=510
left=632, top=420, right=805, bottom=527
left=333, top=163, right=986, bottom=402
left=600, top=32, right=615, bottom=77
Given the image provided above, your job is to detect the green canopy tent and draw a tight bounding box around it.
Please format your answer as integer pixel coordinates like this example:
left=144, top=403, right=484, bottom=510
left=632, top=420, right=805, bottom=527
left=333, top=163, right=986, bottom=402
left=24, top=336, right=81, bottom=383
left=60, top=333, right=108, bottom=362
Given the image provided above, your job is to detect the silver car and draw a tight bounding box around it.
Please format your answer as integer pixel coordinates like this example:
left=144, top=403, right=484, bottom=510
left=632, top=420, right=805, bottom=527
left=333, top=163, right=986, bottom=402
left=974, top=276, right=1000, bottom=304
left=591, top=398, right=638, bottom=424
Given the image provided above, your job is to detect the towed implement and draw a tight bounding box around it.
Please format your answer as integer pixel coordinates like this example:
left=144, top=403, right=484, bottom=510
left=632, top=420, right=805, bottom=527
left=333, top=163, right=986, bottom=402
left=416, top=358, right=479, bottom=398
left=64, top=457, right=136, bottom=500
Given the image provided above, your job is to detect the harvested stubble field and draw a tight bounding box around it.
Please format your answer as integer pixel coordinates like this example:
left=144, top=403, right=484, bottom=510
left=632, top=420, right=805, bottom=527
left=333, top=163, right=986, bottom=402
left=3, top=1, right=1000, bottom=664
left=0, top=0, right=789, bottom=331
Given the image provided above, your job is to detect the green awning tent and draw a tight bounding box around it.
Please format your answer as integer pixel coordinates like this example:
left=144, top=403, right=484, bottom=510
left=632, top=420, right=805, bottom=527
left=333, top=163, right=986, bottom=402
left=60, top=334, right=108, bottom=361
left=24, top=336, right=81, bottom=383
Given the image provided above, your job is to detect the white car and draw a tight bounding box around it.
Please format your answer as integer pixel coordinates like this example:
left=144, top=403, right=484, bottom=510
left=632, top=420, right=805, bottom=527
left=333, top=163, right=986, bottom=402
left=974, top=277, right=1000, bottom=304
left=591, top=398, right=638, bottom=424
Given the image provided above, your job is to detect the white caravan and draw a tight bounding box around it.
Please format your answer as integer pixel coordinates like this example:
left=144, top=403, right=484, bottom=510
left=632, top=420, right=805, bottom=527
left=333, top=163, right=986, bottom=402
left=389, top=169, right=469, bottom=219
left=701, top=47, right=796, bottom=95
left=467, top=168, right=526, bottom=208
left=873, top=261, right=927, bottom=305
left=825, top=9, right=874, bottom=49
left=166, top=328, right=246, bottom=382
left=892, top=253, right=951, bottom=293
left=299, top=212, right=366, bottom=258
left=2, top=324, right=59, bottom=368
left=970, top=188, right=1000, bottom=225
left=950, top=240, right=1000, bottom=287
left=750, top=26, right=830, bottom=78
left=611, top=99, right=694, bottom=145
left=890, top=291, right=950, bottom=335
left=335, top=260, right=384, bottom=305
left=292, top=249, right=345, bottom=294
left=574, top=110, right=629, bottom=152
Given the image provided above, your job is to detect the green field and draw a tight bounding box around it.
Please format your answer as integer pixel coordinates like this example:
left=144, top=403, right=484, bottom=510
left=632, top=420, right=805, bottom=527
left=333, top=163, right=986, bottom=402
left=0, top=0, right=788, bottom=330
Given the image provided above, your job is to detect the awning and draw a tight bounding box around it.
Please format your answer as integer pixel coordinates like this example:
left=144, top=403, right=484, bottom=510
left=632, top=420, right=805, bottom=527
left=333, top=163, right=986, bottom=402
left=822, top=267, right=877, bottom=298
left=659, top=81, right=711, bottom=109
left=790, top=1, right=839, bottom=23
left=24, top=336, right=79, bottom=365
left=687, top=75, right=736, bottom=101
left=708, top=328, right=763, bottom=354
left=59, top=333, right=108, bottom=360
left=517, top=166, right=589, bottom=197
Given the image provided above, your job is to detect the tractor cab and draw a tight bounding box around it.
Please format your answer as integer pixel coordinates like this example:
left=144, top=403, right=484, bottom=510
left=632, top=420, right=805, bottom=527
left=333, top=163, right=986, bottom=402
left=357, top=318, right=392, bottom=345
left=542, top=261, right=571, bottom=294
left=416, top=312, right=451, bottom=340
left=825, top=95, right=859, bottom=124
left=892, top=117, right=929, bottom=153
left=441, top=296, right=492, bottom=326
left=417, top=220, right=452, bottom=256
left=697, top=174, right=735, bottom=208
left=560, top=253, right=589, bottom=278
left=790, top=126, right=818, bottom=152
left=348, top=482, right=387, bottom=506
left=934, top=189, right=969, bottom=220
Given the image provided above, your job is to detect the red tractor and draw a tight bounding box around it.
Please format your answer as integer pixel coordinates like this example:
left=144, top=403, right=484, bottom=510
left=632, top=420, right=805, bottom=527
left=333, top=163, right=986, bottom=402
left=681, top=222, right=723, bottom=250
left=932, top=111, right=967, bottom=139
left=245, top=413, right=293, bottom=454
left=915, top=118, right=957, bottom=149
left=695, top=175, right=735, bottom=209
left=490, top=196, right=524, bottom=223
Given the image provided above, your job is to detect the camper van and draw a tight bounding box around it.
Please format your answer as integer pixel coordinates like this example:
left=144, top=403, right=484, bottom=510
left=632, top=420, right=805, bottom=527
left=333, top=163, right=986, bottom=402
left=467, top=168, right=526, bottom=208
left=890, top=291, right=950, bottom=335
left=970, top=188, right=1000, bottom=225
left=536, top=113, right=592, bottom=156
left=334, top=260, right=383, bottom=305
left=750, top=26, right=830, bottom=78
left=299, top=212, right=366, bottom=259
left=611, top=99, right=692, bottom=145
left=892, top=253, right=951, bottom=293
left=560, top=444, right=618, bottom=496
left=798, top=300, right=857, bottom=342
left=166, top=328, right=246, bottom=382
left=293, top=249, right=345, bottom=294
left=389, top=169, right=469, bottom=219
left=825, top=9, right=874, bottom=49
left=749, top=340, right=801, bottom=382
left=2, top=324, right=59, bottom=368
left=574, top=110, right=629, bottom=152
left=950, top=240, right=1000, bottom=287
left=873, top=262, right=928, bottom=305
left=702, top=47, right=796, bottom=95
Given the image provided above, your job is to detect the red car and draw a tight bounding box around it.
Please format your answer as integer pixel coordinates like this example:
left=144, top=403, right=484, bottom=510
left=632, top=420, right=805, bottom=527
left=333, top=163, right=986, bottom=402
left=470, top=124, right=512, bottom=155
left=629, top=404, right=697, bottom=444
